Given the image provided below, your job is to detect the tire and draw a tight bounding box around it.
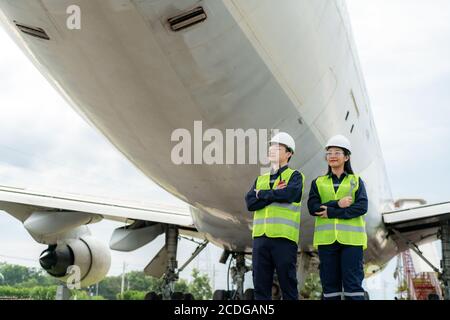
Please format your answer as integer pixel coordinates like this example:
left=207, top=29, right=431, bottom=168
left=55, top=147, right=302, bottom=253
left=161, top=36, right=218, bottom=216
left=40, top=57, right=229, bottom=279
left=272, top=283, right=282, bottom=300
left=144, top=291, right=159, bottom=300
left=243, top=288, right=255, bottom=300
left=171, top=291, right=185, bottom=300
left=184, top=293, right=195, bottom=300
left=212, top=289, right=228, bottom=300
left=428, top=293, right=440, bottom=300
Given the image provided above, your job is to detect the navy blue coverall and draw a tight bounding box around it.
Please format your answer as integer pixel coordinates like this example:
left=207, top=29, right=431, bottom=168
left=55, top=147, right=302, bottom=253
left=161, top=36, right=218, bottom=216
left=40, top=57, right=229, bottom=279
left=245, top=164, right=303, bottom=300
left=307, top=171, right=368, bottom=300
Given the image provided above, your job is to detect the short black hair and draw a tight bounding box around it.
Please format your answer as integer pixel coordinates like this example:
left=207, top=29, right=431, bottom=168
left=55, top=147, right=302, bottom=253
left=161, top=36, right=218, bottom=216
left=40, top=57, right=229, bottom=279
left=280, top=144, right=293, bottom=162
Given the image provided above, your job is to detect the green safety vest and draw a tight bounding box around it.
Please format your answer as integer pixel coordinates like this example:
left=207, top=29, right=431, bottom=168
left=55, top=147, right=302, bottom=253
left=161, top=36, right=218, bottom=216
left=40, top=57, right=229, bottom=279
left=313, top=174, right=367, bottom=249
left=252, top=167, right=304, bottom=244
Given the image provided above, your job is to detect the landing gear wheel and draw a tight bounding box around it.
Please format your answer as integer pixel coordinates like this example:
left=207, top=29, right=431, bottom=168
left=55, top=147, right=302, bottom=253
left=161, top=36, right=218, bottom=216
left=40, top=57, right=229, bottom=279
left=428, top=293, right=440, bottom=300
left=171, top=291, right=185, bottom=300
left=272, top=283, right=282, bottom=300
left=213, top=289, right=228, bottom=300
left=144, top=291, right=160, bottom=300
left=243, top=288, right=254, bottom=300
left=183, top=293, right=195, bottom=300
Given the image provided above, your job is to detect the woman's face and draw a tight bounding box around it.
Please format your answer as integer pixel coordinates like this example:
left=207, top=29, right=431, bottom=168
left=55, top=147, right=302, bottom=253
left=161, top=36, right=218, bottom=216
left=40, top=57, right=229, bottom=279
left=326, top=147, right=349, bottom=168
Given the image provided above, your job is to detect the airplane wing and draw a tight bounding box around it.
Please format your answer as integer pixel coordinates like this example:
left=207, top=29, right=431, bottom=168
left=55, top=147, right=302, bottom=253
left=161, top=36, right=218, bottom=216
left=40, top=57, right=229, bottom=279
left=0, top=185, right=200, bottom=248
left=0, top=185, right=193, bottom=225
left=383, top=201, right=450, bottom=250
left=0, top=185, right=206, bottom=284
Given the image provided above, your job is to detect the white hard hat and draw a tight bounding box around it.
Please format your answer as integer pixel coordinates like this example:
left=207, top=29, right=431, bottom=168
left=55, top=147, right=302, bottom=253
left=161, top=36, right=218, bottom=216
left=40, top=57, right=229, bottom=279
left=325, top=135, right=351, bottom=153
left=270, top=132, right=295, bottom=153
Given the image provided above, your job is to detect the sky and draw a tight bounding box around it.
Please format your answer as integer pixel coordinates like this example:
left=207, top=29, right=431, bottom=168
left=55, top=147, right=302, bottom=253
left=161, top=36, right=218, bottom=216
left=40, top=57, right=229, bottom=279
left=0, top=0, right=449, bottom=299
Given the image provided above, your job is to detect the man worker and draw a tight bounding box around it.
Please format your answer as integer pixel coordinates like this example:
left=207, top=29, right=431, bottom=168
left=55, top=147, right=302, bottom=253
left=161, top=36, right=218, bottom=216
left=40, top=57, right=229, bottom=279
left=245, top=132, right=305, bottom=300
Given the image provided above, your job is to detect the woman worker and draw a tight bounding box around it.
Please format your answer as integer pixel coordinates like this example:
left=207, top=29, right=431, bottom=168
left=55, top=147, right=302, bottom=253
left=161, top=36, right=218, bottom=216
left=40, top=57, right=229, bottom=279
left=307, top=135, right=368, bottom=300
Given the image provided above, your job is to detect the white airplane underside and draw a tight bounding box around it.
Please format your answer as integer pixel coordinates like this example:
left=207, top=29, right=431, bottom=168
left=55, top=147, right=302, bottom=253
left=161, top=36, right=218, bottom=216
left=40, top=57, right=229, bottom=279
left=0, top=0, right=449, bottom=297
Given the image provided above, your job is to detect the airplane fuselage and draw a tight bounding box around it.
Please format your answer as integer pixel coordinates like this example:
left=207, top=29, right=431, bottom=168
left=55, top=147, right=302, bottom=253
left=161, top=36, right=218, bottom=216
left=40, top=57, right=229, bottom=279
left=0, top=0, right=398, bottom=269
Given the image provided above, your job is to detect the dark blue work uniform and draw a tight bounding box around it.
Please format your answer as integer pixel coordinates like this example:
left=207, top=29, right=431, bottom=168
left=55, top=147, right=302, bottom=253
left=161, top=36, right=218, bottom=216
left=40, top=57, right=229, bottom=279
left=245, top=165, right=303, bottom=300
left=307, top=171, right=368, bottom=300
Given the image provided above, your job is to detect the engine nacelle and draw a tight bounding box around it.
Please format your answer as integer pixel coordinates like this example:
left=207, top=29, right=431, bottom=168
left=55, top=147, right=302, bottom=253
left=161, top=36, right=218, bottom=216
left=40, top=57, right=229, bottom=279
left=39, top=236, right=111, bottom=287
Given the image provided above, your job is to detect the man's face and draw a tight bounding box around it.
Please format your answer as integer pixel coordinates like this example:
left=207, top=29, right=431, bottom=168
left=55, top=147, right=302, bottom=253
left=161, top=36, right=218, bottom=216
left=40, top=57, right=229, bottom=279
left=268, top=143, right=291, bottom=164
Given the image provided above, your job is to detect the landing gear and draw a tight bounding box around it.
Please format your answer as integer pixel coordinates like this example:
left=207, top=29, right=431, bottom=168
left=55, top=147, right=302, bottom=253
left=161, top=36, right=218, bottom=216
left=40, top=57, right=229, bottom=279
left=161, top=225, right=179, bottom=300
left=144, top=291, right=161, bottom=300
left=271, top=277, right=282, bottom=300
left=243, top=288, right=255, bottom=300
left=439, top=220, right=450, bottom=300
left=170, top=291, right=185, bottom=300
left=144, top=290, right=194, bottom=300
left=212, top=289, right=230, bottom=300
left=145, top=224, right=209, bottom=300
left=230, top=253, right=252, bottom=300
left=183, top=293, right=195, bottom=300
left=213, top=252, right=252, bottom=300
left=297, top=251, right=320, bottom=300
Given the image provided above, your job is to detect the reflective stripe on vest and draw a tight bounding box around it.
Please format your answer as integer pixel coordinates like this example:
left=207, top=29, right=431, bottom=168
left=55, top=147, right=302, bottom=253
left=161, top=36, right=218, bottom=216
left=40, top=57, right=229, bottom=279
left=313, top=174, right=367, bottom=249
left=252, top=167, right=304, bottom=244
left=315, top=224, right=366, bottom=233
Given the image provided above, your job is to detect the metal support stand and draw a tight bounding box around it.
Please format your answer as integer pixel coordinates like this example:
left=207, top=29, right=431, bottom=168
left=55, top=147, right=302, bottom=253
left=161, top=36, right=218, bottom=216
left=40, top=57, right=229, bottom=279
left=55, top=284, right=71, bottom=300
left=392, top=229, right=440, bottom=273
left=439, top=220, right=450, bottom=300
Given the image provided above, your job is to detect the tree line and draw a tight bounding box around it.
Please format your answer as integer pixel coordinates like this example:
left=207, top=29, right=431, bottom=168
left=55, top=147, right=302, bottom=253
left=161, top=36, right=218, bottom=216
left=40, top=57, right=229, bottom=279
left=0, top=262, right=212, bottom=300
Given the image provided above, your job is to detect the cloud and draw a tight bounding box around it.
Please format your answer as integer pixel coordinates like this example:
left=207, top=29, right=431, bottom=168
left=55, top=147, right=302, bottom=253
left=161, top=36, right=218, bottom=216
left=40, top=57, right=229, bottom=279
left=346, top=0, right=450, bottom=204
left=347, top=0, right=450, bottom=93
left=345, top=1, right=450, bottom=299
